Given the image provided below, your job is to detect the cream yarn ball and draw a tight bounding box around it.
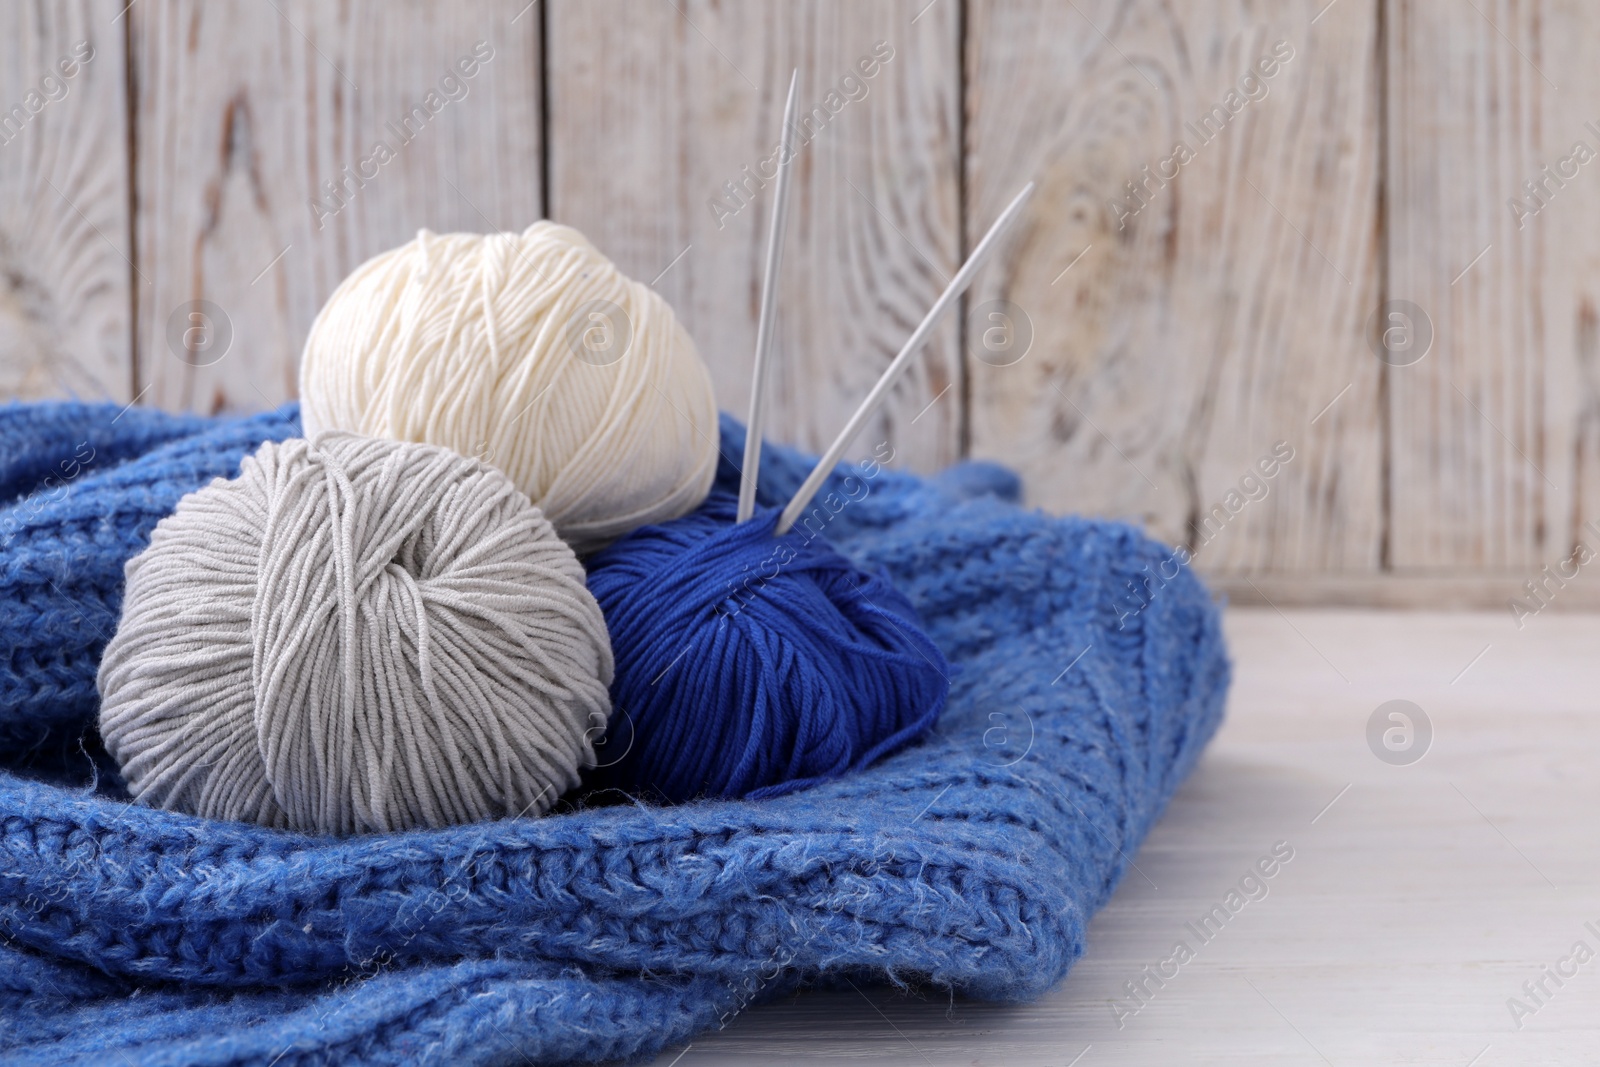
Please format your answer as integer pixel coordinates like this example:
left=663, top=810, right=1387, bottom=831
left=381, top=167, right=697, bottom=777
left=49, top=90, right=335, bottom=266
left=98, top=433, right=615, bottom=836
left=299, top=223, right=719, bottom=554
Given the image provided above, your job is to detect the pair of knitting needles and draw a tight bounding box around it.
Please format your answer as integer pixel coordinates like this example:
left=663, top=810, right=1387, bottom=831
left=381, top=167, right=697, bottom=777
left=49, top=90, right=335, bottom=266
left=735, top=70, right=1035, bottom=533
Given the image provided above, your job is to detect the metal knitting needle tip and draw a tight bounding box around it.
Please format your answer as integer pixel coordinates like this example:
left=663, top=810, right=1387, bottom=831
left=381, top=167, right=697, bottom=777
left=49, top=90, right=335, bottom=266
left=776, top=181, right=1035, bottom=535
left=737, top=68, right=800, bottom=524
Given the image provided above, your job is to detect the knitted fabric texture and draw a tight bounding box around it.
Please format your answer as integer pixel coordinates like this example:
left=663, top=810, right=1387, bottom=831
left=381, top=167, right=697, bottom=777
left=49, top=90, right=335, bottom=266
left=0, top=403, right=1230, bottom=1066
left=1, top=403, right=300, bottom=779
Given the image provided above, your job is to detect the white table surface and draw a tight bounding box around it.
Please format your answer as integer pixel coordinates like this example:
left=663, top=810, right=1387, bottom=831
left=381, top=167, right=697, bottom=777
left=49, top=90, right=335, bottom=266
left=643, top=608, right=1600, bottom=1066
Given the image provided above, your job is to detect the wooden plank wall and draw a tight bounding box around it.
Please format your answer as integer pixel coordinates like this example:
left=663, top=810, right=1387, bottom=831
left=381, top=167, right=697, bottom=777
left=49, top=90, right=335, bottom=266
left=548, top=0, right=963, bottom=471
left=132, top=0, right=543, bottom=414
left=2, top=0, right=1597, bottom=608
left=965, top=0, right=1382, bottom=576
left=1387, top=0, right=1600, bottom=575
left=0, top=0, right=130, bottom=404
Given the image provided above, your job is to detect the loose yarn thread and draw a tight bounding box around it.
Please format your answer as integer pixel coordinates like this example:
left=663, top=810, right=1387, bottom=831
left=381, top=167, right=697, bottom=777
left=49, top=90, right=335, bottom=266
left=299, top=222, right=719, bottom=555
left=98, top=433, right=614, bottom=835
left=584, top=490, right=949, bottom=802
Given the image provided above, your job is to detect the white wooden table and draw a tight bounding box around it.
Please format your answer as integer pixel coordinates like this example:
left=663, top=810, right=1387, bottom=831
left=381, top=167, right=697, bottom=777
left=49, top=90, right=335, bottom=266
left=646, top=608, right=1600, bottom=1066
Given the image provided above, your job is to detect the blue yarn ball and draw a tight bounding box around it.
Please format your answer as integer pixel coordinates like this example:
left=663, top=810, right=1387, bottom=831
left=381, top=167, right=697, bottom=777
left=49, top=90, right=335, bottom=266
left=583, top=491, right=949, bottom=802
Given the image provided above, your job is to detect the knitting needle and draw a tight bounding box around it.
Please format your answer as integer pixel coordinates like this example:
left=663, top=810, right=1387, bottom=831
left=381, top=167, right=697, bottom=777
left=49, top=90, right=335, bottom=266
left=775, top=181, right=1036, bottom=535
left=737, top=69, right=801, bottom=523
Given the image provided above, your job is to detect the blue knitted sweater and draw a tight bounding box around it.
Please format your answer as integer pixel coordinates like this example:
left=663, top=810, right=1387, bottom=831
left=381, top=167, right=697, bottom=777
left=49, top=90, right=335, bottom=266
left=0, top=402, right=1229, bottom=1066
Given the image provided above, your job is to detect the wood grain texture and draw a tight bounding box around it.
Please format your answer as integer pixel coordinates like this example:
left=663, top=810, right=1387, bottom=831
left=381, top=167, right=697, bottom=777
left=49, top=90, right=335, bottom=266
left=965, top=0, right=1384, bottom=572
left=0, top=0, right=130, bottom=404
left=547, top=0, right=962, bottom=472
left=7, top=0, right=1600, bottom=597
left=1387, top=0, right=1600, bottom=571
left=644, top=609, right=1600, bottom=1065
left=131, top=0, right=543, bottom=414
left=1215, top=569, right=1600, bottom=610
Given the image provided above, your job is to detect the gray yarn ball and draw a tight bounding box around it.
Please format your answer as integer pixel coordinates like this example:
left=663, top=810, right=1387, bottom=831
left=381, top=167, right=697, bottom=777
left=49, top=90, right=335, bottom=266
left=98, top=432, right=615, bottom=836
